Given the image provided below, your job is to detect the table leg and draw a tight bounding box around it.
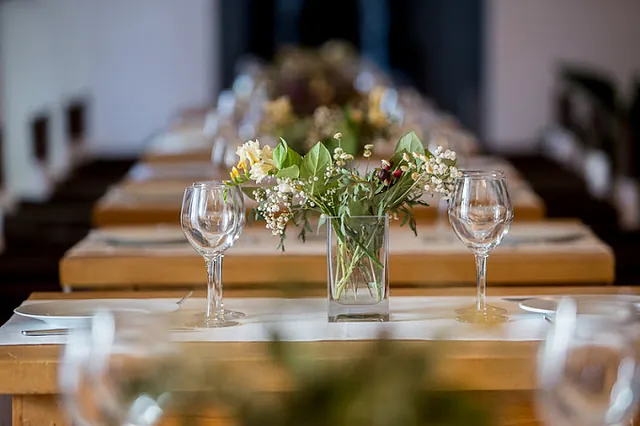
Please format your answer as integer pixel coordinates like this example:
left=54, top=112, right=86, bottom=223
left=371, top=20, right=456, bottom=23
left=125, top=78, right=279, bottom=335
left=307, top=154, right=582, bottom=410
left=12, top=395, right=67, bottom=426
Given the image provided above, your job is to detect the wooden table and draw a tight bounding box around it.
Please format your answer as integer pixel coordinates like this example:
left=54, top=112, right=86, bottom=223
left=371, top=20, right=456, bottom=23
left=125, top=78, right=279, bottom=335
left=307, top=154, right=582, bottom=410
left=60, top=221, right=614, bottom=290
left=2, top=286, right=640, bottom=426
left=92, top=178, right=545, bottom=227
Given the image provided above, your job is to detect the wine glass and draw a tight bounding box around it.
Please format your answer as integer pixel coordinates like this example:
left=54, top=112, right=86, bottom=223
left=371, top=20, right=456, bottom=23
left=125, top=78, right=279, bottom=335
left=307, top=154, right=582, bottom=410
left=538, top=298, right=640, bottom=426
left=60, top=311, right=181, bottom=426
left=181, top=181, right=246, bottom=327
left=448, top=170, right=513, bottom=323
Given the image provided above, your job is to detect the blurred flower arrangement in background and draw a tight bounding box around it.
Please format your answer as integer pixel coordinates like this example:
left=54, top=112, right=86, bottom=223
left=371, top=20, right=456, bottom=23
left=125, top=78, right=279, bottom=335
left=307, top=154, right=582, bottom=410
left=257, top=41, right=400, bottom=155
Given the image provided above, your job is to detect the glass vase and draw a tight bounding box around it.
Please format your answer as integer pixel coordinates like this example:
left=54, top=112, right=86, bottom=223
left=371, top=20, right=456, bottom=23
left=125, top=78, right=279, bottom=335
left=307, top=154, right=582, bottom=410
left=327, top=215, right=389, bottom=322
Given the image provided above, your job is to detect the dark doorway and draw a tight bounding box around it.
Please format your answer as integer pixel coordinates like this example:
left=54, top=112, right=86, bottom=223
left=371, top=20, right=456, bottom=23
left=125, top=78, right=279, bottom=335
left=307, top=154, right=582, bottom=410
left=219, top=0, right=484, bottom=134
left=31, top=112, right=49, bottom=164
left=65, top=98, right=89, bottom=147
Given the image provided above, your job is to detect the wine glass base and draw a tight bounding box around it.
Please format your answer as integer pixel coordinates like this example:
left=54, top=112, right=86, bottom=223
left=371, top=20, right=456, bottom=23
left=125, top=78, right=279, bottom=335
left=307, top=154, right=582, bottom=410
left=194, top=317, right=238, bottom=328
left=455, top=306, right=509, bottom=324
left=192, top=311, right=243, bottom=324
left=225, top=310, right=245, bottom=319
left=455, top=304, right=506, bottom=315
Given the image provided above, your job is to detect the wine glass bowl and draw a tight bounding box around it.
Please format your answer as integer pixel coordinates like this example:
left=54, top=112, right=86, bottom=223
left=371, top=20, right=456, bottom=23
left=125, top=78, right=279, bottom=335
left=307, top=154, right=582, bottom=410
left=448, top=170, right=514, bottom=323
left=60, top=311, right=179, bottom=426
left=538, top=298, right=639, bottom=426
left=181, top=181, right=245, bottom=327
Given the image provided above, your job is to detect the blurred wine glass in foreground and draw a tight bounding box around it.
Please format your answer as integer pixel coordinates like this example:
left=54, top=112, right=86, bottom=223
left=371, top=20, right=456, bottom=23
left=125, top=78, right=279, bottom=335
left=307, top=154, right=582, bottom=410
left=60, top=311, right=181, bottom=426
left=538, top=298, right=639, bottom=426
left=448, top=170, right=513, bottom=323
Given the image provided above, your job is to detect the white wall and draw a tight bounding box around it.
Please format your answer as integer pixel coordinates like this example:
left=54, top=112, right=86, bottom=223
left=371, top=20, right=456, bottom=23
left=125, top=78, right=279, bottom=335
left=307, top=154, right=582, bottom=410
left=0, top=0, right=61, bottom=199
left=0, top=0, right=219, bottom=199
left=484, top=0, right=640, bottom=152
left=89, top=0, right=218, bottom=156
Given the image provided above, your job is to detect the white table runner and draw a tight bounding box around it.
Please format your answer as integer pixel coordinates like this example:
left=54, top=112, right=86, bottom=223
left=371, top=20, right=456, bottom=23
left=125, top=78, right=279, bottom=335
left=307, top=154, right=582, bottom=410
left=0, top=297, right=551, bottom=346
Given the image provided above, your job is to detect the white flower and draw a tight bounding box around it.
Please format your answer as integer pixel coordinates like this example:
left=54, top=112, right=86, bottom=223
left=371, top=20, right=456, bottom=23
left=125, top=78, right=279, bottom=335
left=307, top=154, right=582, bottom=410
left=402, top=152, right=410, bottom=162
left=441, top=149, right=456, bottom=160
left=364, top=144, right=374, bottom=150
left=260, top=145, right=276, bottom=165
left=333, top=132, right=343, bottom=140
left=277, top=181, right=293, bottom=193
left=237, top=140, right=261, bottom=165
left=341, top=153, right=354, bottom=162
left=249, top=161, right=274, bottom=183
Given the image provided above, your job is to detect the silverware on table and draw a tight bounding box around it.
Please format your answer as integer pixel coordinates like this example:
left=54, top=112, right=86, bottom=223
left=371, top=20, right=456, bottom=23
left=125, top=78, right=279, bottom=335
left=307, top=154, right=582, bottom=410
left=22, top=293, right=196, bottom=337
left=176, top=291, right=193, bottom=307
left=22, top=326, right=197, bottom=336
left=22, top=329, right=68, bottom=336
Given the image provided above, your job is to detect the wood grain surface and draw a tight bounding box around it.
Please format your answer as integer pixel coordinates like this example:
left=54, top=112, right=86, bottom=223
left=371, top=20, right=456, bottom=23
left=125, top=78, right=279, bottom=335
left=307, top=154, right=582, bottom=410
left=4, top=286, right=640, bottom=426
left=61, top=222, right=614, bottom=289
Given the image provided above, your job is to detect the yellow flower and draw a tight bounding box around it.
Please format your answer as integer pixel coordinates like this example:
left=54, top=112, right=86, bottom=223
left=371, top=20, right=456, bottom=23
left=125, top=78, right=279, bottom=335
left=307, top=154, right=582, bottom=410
left=264, top=97, right=293, bottom=126
left=368, top=86, right=386, bottom=109
left=237, top=160, right=248, bottom=172
left=230, top=166, right=241, bottom=181
left=368, top=109, right=388, bottom=129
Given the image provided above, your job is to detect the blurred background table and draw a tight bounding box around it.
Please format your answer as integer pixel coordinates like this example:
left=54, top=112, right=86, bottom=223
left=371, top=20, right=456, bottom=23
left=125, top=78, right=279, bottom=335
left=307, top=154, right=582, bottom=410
left=61, top=221, right=613, bottom=290
left=92, top=174, right=545, bottom=227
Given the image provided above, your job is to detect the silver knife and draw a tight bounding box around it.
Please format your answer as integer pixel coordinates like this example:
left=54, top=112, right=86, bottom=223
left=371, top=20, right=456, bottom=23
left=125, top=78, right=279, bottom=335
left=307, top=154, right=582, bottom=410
left=22, top=329, right=68, bottom=336
left=22, top=326, right=197, bottom=336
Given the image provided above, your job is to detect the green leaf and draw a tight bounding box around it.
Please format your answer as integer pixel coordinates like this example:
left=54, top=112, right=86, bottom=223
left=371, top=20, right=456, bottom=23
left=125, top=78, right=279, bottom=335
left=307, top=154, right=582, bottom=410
left=394, top=131, right=425, bottom=156
left=275, top=165, right=300, bottom=179
left=274, top=138, right=303, bottom=170
left=300, top=142, right=331, bottom=181
left=239, top=185, right=260, bottom=200
left=273, top=139, right=288, bottom=169
left=286, top=149, right=302, bottom=168
left=316, top=214, right=327, bottom=235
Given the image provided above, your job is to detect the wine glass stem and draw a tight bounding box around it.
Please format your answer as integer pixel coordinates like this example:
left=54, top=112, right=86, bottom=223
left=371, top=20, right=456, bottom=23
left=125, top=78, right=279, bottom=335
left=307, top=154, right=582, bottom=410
left=436, top=197, right=448, bottom=234
left=475, top=254, right=488, bottom=311
left=205, top=255, right=225, bottom=323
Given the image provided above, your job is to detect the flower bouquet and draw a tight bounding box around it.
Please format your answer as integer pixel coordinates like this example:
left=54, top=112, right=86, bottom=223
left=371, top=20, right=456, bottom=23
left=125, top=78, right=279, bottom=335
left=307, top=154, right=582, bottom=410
left=228, top=131, right=458, bottom=321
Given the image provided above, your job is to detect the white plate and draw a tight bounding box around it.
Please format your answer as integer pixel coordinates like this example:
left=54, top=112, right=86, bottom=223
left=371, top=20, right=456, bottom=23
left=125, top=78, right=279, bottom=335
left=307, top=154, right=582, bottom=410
left=503, top=226, right=586, bottom=245
left=96, top=227, right=186, bottom=245
left=519, top=295, right=640, bottom=316
left=14, top=299, right=179, bottom=328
